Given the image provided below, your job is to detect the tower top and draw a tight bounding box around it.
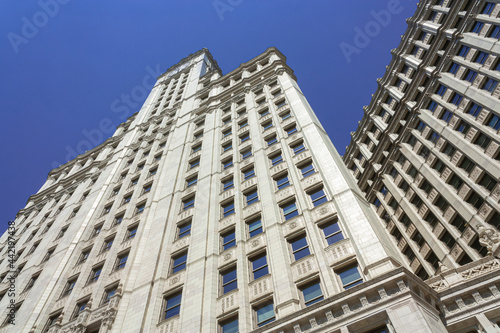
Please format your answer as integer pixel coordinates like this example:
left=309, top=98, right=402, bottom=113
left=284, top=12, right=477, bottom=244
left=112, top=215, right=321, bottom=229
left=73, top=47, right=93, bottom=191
left=157, top=48, right=221, bottom=80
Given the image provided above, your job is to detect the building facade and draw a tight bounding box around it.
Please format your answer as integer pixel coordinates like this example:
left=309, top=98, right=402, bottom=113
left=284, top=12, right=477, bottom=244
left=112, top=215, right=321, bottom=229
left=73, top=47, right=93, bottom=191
left=0, top=23, right=499, bottom=333
left=344, top=0, right=500, bottom=331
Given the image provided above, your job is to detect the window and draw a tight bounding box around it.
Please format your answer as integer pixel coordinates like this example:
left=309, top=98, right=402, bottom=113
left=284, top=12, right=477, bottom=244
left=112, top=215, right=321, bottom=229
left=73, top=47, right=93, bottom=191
left=56, top=226, right=68, bottom=240
left=172, top=252, right=187, bottom=274
left=262, top=121, right=273, bottom=130
left=192, top=144, right=202, bottom=153
left=282, top=201, right=298, bottom=220
left=62, top=277, right=78, bottom=296
left=478, top=173, right=497, bottom=191
left=122, top=194, right=132, bottom=205
left=222, top=142, right=232, bottom=152
left=222, top=229, right=236, bottom=251
left=467, top=103, right=482, bottom=117
left=286, top=125, right=297, bottom=135
left=245, top=190, right=259, bottom=205
left=275, top=174, right=290, bottom=190
left=434, top=196, right=449, bottom=212
left=280, top=111, right=291, bottom=121
left=448, top=62, right=459, bottom=74
left=309, top=187, right=327, bottom=207
left=266, top=135, right=277, bottom=146
left=194, top=131, right=203, bottom=140
left=163, top=291, right=182, bottom=320
left=459, top=157, right=475, bottom=173
left=149, top=168, right=157, bottom=177
left=488, top=25, right=500, bottom=39
left=449, top=174, right=464, bottom=190
left=474, top=51, right=489, bottom=65
left=482, top=2, right=495, bottom=15
left=241, top=148, right=252, bottom=160
left=415, top=121, right=426, bottom=133
left=289, top=235, right=310, bottom=261
left=44, top=312, right=62, bottom=332
left=183, top=196, right=195, bottom=210
left=482, top=78, right=498, bottom=93
left=223, top=129, right=232, bottom=137
left=189, top=158, right=200, bottom=169
left=457, top=45, right=470, bottom=58
left=337, top=265, right=363, bottom=289
left=291, top=142, right=305, bottom=155
left=103, top=237, right=114, bottom=252
left=243, top=167, right=255, bottom=180
left=467, top=191, right=485, bottom=210
left=178, top=220, right=191, bottom=239
left=223, top=178, right=234, bottom=191
left=428, top=101, right=438, bottom=112
left=186, top=175, right=198, bottom=187
left=240, top=133, right=250, bottom=143
left=474, top=133, right=491, bottom=149
left=254, top=302, right=275, bottom=327
left=115, top=252, right=128, bottom=270
left=250, top=253, right=268, bottom=280
left=301, top=281, right=324, bottom=306
left=442, top=142, right=456, bottom=157
left=259, top=108, right=270, bottom=117
left=221, top=267, right=237, bottom=294
left=222, top=201, right=235, bottom=217
left=451, top=93, right=463, bottom=106
left=471, top=21, right=484, bottom=33
left=42, top=248, right=54, bottom=263
left=486, top=114, right=500, bottom=130
left=102, top=205, right=112, bottom=216
left=299, top=162, right=315, bottom=178
left=89, top=265, right=103, bottom=283
left=321, top=220, right=344, bottom=245
left=428, top=131, right=440, bottom=144
left=223, top=158, right=233, bottom=170
left=126, top=225, right=138, bottom=239
left=114, top=214, right=124, bottom=225
left=220, top=317, right=238, bottom=333
left=270, top=153, right=283, bottom=166
left=222, top=117, right=231, bottom=125
left=137, top=163, right=145, bottom=171
left=238, top=120, right=248, bottom=129
left=79, top=248, right=91, bottom=264
left=130, top=177, right=139, bottom=187
left=24, top=274, right=39, bottom=291
left=248, top=217, right=262, bottom=238
left=436, top=84, right=447, bottom=96
left=465, top=69, right=477, bottom=83
left=73, top=298, right=90, bottom=319
left=456, top=120, right=470, bottom=135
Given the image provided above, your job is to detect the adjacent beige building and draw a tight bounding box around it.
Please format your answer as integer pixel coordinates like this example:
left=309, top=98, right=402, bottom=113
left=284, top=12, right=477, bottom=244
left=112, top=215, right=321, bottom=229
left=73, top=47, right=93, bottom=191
left=344, top=0, right=500, bottom=331
left=1, top=7, right=499, bottom=331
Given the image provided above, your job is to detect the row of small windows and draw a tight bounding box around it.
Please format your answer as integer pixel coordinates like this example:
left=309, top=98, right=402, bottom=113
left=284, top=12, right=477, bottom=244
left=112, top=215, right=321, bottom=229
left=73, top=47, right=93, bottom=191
left=160, top=261, right=362, bottom=330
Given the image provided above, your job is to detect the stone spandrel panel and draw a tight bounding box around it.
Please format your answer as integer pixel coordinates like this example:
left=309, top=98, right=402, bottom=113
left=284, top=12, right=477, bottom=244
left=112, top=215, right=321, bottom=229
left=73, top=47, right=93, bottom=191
left=291, top=255, right=318, bottom=283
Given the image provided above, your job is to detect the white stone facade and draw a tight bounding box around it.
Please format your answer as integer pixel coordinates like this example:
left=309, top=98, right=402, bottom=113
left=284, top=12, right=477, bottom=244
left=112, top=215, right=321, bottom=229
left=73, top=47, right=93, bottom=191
left=0, top=35, right=499, bottom=333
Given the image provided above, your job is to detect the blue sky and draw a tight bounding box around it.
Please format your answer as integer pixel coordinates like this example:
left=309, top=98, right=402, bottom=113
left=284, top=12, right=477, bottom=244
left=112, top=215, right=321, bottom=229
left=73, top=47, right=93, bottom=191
left=0, top=0, right=418, bottom=232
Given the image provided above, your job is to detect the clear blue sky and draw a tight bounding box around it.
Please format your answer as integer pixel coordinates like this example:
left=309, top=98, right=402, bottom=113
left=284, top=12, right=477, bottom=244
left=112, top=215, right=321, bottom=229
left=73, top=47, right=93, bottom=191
left=0, top=0, right=418, bottom=232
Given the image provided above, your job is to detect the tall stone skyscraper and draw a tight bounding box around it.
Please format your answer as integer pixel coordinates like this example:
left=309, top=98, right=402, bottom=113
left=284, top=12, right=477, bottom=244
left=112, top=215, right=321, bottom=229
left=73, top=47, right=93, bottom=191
left=1, top=34, right=499, bottom=333
left=343, top=0, right=500, bottom=330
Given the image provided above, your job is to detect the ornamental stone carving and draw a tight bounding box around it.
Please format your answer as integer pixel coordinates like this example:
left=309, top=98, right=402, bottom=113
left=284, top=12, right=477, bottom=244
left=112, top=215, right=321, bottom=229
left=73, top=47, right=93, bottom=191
left=477, top=226, right=500, bottom=255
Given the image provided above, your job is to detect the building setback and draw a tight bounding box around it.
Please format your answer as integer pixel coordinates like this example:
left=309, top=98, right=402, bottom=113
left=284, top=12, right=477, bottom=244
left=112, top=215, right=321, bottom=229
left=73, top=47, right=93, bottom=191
left=0, top=22, right=499, bottom=333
